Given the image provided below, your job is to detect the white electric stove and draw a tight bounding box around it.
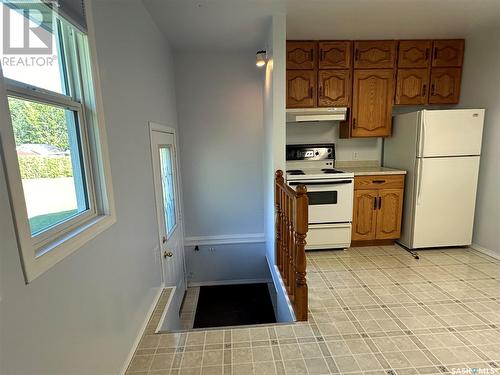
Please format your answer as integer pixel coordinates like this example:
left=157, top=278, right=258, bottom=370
left=286, top=144, right=354, bottom=250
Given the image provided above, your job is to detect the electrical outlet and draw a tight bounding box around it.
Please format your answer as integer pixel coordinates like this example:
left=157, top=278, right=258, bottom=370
left=209, top=247, right=216, bottom=252
left=352, top=151, right=359, bottom=160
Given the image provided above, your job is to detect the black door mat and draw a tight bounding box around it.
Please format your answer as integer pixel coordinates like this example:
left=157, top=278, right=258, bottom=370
left=193, top=283, right=277, bottom=329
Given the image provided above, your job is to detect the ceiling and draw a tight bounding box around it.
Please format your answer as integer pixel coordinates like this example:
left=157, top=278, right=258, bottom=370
left=142, top=0, right=500, bottom=51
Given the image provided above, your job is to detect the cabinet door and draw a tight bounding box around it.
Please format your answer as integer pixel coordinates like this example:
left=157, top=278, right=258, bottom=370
left=352, top=69, right=394, bottom=137
left=428, top=68, right=461, bottom=104
left=287, top=41, right=317, bottom=69
left=432, top=40, right=464, bottom=67
left=318, top=41, right=352, bottom=69
left=398, top=40, right=431, bottom=68
left=395, top=69, right=429, bottom=105
left=286, top=70, right=317, bottom=108
left=354, top=41, right=397, bottom=69
left=318, top=70, right=351, bottom=107
left=352, top=190, right=378, bottom=241
left=376, top=189, right=403, bottom=240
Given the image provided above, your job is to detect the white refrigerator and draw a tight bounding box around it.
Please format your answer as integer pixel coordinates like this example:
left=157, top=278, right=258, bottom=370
left=383, top=109, right=485, bottom=249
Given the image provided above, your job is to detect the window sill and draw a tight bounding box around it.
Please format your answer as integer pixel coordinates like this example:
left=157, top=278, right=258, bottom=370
left=23, top=213, right=116, bottom=283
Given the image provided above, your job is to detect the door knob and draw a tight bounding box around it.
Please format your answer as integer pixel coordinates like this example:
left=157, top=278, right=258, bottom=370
left=163, top=251, right=173, bottom=258
left=162, top=236, right=167, bottom=244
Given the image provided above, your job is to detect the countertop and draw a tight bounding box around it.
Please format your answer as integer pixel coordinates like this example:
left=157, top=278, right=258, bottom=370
left=338, top=166, right=407, bottom=176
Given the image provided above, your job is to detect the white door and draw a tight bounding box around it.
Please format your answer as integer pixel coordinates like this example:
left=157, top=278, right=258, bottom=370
left=412, top=156, right=480, bottom=248
left=150, top=125, right=186, bottom=329
left=418, top=109, right=485, bottom=157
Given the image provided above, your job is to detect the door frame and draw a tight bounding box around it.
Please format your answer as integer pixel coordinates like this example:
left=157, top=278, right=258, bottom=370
left=148, top=122, right=187, bottom=287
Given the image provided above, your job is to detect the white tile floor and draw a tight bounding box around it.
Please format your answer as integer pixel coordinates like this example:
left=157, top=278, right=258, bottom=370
left=126, top=246, right=500, bottom=375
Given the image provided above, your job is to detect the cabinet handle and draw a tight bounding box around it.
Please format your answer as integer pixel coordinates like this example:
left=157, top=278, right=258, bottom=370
left=373, top=197, right=378, bottom=210
left=320, top=50, right=324, bottom=60
left=372, top=180, right=386, bottom=184
left=319, top=86, right=323, bottom=97
left=431, top=83, right=436, bottom=96
left=378, top=197, right=382, bottom=210
left=310, top=49, right=314, bottom=61
left=309, top=87, right=313, bottom=98
left=422, top=84, right=427, bottom=97
left=352, top=118, right=356, bottom=128
left=433, top=48, right=438, bottom=59
left=355, top=48, right=359, bottom=61
left=425, top=48, right=430, bottom=60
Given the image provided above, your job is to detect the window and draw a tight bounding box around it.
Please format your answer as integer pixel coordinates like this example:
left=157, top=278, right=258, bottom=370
left=159, top=146, right=177, bottom=236
left=0, top=1, right=115, bottom=282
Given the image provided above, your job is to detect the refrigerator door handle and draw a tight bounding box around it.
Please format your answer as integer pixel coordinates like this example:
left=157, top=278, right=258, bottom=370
left=416, top=158, right=424, bottom=205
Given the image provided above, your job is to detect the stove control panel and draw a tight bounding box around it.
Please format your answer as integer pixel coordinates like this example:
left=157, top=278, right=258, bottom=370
left=286, top=144, right=335, bottom=161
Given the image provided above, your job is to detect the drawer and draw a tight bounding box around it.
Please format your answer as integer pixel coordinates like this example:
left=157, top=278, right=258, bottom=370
left=306, top=223, right=352, bottom=250
left=354, top=175, right=405, bottom=190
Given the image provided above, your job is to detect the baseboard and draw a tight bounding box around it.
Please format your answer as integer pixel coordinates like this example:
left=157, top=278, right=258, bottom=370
left=471, top=243, right=500, bottom=261
left=266, top=255, right=295, bottom=322
left=184, top=233, right=265, bottom=246
left=120, top=285, right=164, bottom=375
left=155, top=286, right=176, bottom=333
left=188, top=278, right=272, bottom=287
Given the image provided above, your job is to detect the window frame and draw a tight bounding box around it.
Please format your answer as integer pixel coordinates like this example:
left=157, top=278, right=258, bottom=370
left=0, top=0, right=115, bottom=283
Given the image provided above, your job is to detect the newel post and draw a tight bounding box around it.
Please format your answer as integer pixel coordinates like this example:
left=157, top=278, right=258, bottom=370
left=294, top=184, right=308, bottom=321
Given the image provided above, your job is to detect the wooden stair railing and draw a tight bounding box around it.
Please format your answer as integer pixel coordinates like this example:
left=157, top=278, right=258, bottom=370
left=275, top=170, right=308, bottom=321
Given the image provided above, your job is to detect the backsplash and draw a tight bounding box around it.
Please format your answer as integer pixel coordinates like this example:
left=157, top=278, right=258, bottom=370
left=286, top=121, right=383, bottom=163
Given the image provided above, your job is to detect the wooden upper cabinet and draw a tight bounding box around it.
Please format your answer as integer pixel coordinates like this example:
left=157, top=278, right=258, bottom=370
left=398, top=40, right=432, bottom=68
left=375, top=189, right=403, bottom=240
left=395, top=69, right=429, bottom=105
left=352, top=190, right=378, bottom=241
left=352, top=69, right=394, bottom=137
left=428, top=68, right=461, bottom=104
left=318, top=70, right=351, bottom=107
left=318, top=41, right=352, bottom=69
left=287, top=70, right=317, bottom=108
left=432, top=40, right=465, bottom=67
left=354, top=41, right=397, bottom=69
left=286, top=41, right=317, bottom=69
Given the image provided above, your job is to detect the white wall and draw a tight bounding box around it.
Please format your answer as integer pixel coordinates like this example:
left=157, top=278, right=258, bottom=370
left=460, top=25, right=500, bottom=257
left=0, top=0, right=178, bottom=373
left=263, top=15, right=293, bottom=322
left=174, top=51, right=264, bottom=238
left=173, top=51, right=267, bottom=282
left=286, top=122, right=383, bottom=162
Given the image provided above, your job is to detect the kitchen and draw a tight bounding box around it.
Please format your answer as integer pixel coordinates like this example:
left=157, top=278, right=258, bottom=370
left=284, top=40, right=484, bottom=255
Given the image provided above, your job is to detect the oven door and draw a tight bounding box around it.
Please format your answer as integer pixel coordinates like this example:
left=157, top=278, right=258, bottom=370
left=289, top=179, right=354, bottom=224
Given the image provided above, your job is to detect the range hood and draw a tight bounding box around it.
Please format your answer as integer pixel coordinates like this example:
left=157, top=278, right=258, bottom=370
left=286, top=107, right=347, bottom=122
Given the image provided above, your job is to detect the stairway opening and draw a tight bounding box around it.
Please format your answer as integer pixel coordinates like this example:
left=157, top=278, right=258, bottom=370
left=179, top=283, right=277, bottom=330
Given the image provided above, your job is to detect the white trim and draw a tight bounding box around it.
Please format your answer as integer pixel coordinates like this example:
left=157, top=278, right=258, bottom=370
left=119, top=286, right=165, bottom=375
left=188, top=278, right=272, bottom=287
left=155, top=286, right=176, bottom=334
left=266, top=255, right=296, bottom=321
left=471, top=243, right=500, bottom=261
left=185, top=233, right=266, bottom=246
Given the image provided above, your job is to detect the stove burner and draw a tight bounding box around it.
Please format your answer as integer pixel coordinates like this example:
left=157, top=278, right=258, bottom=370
left=287, top=169, right=305, bottom=175
left=322, top=169, right=343, bottom=174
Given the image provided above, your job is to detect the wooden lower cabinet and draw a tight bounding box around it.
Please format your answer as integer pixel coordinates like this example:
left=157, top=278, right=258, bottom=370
left=375, top=189, right=404, bottom=240
left=352, top=175, right=405, bottom=243
left=352, top=190, right=378, bottom=241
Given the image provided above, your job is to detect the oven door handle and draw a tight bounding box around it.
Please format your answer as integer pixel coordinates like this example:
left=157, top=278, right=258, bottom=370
left=289, top=180, right=353, bottom=186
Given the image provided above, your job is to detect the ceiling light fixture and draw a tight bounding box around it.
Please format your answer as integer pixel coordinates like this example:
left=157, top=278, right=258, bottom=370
left=256, top=50, right=267, bottom=67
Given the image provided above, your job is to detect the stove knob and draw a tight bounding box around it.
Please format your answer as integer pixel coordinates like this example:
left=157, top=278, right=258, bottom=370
left=315, top=152, right=319, bottom=156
